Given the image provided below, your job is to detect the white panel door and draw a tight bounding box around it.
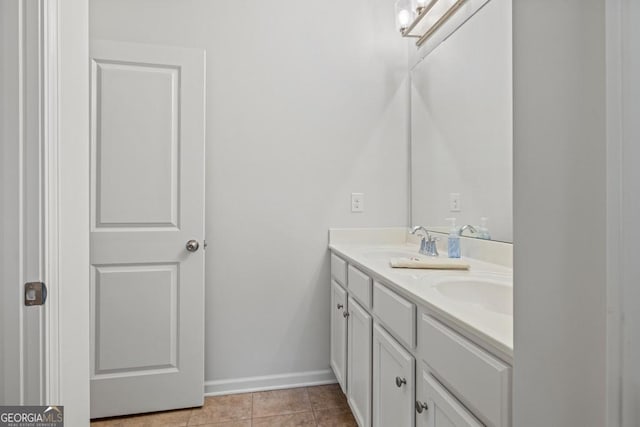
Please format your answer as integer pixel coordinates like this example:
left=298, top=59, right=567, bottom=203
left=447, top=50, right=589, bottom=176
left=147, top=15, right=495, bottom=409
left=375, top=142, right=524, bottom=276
left=90, top=40, right=205, bottom=418
left=330, top=280, right=348, bottom=392
left=347, top=297, right=373, bottom=427
left=373, top=323, right=415, bottom=427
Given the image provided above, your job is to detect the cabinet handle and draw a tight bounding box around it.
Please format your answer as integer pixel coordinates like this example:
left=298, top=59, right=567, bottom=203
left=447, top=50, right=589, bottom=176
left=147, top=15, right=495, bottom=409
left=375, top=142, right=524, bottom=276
left=415, top=401, right=429, bottom=413
left=337, top=304, right=344, bottom=310
left=343, top=311, right=350, bottom=318
left=395, top=376, right=407, bottom=387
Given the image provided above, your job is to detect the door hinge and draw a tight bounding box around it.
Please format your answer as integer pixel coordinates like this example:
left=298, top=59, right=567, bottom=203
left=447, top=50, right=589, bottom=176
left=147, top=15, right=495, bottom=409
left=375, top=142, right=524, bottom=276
left=24, top=282, right=47, bottom=306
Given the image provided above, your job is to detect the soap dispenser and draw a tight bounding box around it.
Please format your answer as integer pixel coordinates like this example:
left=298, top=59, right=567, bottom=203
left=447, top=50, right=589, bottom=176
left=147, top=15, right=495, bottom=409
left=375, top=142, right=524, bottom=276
left=446, top=218, right=460, bottom=258
left=478, top=217, right=491, bottom=240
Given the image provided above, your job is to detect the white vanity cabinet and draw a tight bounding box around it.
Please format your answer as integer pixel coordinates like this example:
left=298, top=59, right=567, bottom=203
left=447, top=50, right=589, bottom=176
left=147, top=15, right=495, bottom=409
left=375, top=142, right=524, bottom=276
left=330, top=279, right=348, bottom=393
left=329, top=249, right=512, bottom=427
left=330, top=255, right=373, bottom=427
left=372, top=323, right=415, bottom=427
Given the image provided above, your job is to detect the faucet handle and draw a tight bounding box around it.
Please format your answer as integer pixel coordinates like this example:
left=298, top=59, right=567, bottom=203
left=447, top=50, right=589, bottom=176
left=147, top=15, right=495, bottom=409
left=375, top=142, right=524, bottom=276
left=419, top=236, right=429, bottom=253
left=425, top=239, right=439, bottom=257
left=410, top=225, right=431, bottom=239
left=412, top=226, right=436, bottom=256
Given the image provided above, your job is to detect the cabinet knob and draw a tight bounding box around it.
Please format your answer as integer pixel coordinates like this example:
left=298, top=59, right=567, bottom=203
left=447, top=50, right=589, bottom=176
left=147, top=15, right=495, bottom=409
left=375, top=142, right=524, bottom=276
left=337, top=304, right=344, bottom=310
left=395, top=376, right=407, bottom=387
left=415, top=401, right=429, bottom=414
left=343, top=311, right=350, bottom=318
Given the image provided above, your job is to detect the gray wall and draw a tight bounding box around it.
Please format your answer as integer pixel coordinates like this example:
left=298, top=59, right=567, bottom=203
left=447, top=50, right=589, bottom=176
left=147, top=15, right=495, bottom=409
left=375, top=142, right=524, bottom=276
left=90, top=0, right=409, bottom=389
left=513, top=0, right=607, bottom=425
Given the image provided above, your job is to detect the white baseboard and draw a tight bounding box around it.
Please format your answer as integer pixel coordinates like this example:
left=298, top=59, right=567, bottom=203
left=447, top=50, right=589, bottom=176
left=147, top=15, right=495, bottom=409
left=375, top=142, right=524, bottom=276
left=204, top=369, right=337, bottom=396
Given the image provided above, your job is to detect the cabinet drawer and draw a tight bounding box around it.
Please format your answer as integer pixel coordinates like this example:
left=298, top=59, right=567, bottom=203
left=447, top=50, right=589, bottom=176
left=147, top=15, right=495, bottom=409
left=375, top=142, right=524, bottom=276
left=347, top=265, right=372, bottom=308
left=331, top=253, right=347, bottom=286
left=419, top=314, right=511, bottom=427
left=373, top=281, right=415, bottom=348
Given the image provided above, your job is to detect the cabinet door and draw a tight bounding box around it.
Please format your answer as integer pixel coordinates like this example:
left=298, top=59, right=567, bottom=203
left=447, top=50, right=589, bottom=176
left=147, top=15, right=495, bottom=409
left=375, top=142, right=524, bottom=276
left=373, top=323, right=415, bottom=427
left=347, top=297, right=373, bottom=427
left=331, top=280, right=348, bottom=392
left=416, top=365, right=483, bottom=427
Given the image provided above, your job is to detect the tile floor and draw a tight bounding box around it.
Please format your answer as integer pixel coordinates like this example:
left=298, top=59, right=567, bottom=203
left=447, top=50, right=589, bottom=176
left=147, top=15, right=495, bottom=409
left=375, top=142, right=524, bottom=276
left=90, top=384, right=357, bottom=427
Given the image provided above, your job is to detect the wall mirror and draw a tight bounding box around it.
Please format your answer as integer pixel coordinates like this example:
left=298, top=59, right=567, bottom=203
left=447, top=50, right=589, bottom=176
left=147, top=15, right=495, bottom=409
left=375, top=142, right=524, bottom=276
left=410, top=0, right=513, bottom=243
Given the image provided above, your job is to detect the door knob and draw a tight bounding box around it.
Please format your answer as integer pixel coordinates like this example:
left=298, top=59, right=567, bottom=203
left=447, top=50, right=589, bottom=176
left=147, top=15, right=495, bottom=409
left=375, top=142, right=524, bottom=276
left=395, top=376, right=407, bottom=387
left=337, top=304, right=344, bottom=310
left=415, top=401, right=429, bottom=413
left=343, top=312, right=350, bottom=318
left=186, top=240, right=200, bottom=252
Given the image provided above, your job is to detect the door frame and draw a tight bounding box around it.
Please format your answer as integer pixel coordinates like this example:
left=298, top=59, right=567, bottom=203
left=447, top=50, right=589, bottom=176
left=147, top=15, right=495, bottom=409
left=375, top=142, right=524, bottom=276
left=605, top=0, right=623, bottom=425
left=43, top=0, right=61, bottom=405
left=41, top=0, right=90, bottom=424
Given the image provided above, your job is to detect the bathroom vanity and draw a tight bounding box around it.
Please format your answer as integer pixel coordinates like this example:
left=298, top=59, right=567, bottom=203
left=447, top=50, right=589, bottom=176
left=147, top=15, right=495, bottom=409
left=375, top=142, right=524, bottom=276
left=328, top=228, right=513, bottom=427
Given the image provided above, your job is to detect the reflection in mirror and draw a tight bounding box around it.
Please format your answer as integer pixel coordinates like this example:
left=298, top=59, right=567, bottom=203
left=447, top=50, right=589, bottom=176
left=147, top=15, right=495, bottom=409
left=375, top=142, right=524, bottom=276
left=410, top=0, right=512, bottom=243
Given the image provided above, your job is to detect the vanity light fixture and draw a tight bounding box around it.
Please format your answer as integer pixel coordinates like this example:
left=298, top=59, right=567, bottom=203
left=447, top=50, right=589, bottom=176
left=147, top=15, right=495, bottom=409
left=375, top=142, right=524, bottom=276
left=394, top=0, right=414, bottom=33
left=396, top=0, right=468, bottom=47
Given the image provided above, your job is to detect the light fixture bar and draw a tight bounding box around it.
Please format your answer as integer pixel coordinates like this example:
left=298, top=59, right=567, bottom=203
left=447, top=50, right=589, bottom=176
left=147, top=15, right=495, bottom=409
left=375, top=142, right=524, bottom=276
left=401, top=0, right=440, bottom=37
left=416, top=0, right=468, bottom=47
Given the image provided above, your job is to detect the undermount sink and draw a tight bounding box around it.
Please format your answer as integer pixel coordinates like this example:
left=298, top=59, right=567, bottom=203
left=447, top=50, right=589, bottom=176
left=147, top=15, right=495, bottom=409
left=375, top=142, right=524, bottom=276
left=431, top=276, right=513, bottom=316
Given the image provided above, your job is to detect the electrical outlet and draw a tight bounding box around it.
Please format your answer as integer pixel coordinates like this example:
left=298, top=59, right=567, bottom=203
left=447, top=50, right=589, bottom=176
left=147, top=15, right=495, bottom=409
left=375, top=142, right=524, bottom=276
left=449, top=193, right=461, bottom=212
left=351, top=193, right=364, bottom=213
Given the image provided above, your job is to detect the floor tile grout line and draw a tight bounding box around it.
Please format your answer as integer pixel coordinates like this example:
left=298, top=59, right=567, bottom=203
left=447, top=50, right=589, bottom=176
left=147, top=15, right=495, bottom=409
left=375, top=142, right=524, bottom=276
left=304, top=387, right=319, bottom=425
left=186, top=407, right=194, bottom=427
left=251, top=392, right=254, bottom=426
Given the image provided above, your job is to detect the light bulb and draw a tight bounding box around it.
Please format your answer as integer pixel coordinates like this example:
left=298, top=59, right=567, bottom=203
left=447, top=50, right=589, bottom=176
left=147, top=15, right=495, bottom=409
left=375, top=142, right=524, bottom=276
left=398, top=9, right=411, bottom=27
left=395, top=0, right=414, bottom=32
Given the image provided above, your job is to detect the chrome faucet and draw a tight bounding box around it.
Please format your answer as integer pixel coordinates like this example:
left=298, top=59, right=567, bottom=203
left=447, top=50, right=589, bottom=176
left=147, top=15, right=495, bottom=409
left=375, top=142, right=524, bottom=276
left=458, top=224, right=478, bottom=236
left=410, top=226, right=439, bottom=257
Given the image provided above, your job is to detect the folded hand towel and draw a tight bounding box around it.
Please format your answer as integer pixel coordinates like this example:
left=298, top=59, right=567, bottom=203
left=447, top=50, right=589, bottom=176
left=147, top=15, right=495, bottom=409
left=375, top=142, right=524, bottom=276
left=389, top=257, right=470, bottom=270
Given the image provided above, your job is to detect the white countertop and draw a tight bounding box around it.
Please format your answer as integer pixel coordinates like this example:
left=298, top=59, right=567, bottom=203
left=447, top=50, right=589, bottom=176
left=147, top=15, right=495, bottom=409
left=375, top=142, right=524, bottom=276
left=329, top=231, right=513, bottom=361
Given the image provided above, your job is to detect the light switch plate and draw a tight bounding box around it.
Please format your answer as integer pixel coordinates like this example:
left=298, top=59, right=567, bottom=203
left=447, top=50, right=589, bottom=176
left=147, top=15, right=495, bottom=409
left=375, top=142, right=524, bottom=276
left=351, top=193, right=364, bottom=213
left=449, top=193, right=461, bottom=212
